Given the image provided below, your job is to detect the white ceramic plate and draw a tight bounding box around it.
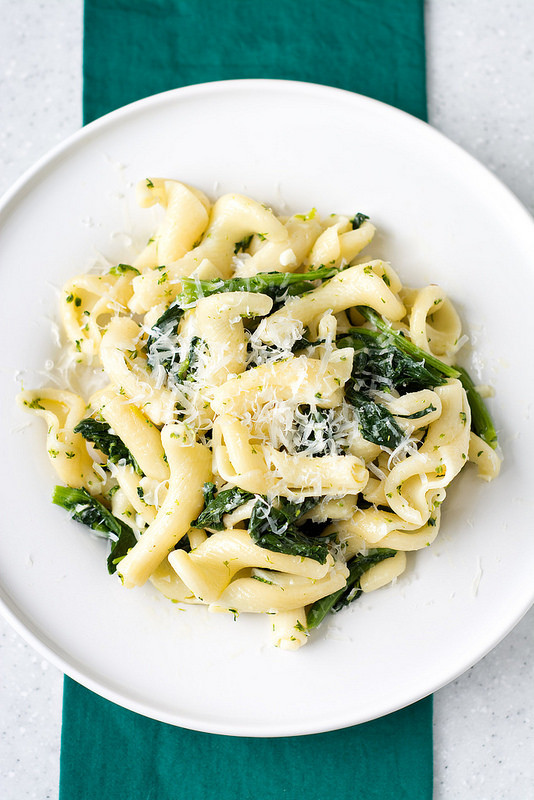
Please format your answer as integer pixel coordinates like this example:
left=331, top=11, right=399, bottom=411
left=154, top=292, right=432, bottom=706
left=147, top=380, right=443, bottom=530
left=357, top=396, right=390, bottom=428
left=1, top=80, right=533, bottom=737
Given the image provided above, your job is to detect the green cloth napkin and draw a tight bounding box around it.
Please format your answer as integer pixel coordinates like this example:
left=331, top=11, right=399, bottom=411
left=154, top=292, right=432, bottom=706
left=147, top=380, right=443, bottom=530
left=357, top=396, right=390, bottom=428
left=61, top=679, right=432, bottom=800
left=83, top=0, right=427, bottom=124
left=60, top=1, right=432, bottom=798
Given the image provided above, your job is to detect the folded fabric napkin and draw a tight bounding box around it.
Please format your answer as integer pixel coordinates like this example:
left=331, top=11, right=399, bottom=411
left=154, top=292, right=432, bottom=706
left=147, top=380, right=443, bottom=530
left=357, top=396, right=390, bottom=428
left=60, top=2, right=432, bottom=798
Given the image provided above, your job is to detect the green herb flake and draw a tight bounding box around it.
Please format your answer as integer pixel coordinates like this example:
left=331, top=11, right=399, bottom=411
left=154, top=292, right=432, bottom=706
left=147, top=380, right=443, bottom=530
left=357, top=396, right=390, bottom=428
left=109, top=263, right=141, bottom=276
left=25, top=398, right=45, bottom=410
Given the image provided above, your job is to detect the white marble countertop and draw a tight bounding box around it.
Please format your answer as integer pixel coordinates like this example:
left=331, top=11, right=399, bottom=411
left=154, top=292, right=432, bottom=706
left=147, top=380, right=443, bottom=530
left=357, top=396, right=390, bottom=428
left=1, top=1, right=533, bottom=798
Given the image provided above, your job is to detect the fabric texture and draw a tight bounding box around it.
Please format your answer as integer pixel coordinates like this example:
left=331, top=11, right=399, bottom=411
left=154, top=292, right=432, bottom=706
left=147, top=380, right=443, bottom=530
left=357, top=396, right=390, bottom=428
left=61, top=678, right=433, bottom=800
left=83, top=0, right=427, bottom=124
left=60, top=1, right=432, bottom=798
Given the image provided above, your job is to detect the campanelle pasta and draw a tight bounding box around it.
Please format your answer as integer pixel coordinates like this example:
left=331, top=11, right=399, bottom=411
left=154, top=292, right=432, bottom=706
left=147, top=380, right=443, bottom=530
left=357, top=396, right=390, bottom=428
left=17, top=180, right=502, bottom=649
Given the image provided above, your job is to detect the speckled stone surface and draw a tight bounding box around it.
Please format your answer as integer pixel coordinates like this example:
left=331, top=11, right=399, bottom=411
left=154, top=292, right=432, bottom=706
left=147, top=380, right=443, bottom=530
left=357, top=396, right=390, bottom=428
left=0, top=2, right=533, bottom=799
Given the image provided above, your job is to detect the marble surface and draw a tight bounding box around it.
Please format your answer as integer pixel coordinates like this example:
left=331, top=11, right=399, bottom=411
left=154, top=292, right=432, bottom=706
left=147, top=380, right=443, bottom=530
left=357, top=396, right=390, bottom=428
left=0, top=1, right=533, bottom=798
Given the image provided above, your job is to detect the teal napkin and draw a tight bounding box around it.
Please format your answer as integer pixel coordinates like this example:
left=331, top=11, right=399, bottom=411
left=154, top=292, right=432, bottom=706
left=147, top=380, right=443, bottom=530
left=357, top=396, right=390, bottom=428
left=60, top=2, right=432, bottom=798
left=83, top=0, right=427, bottom=124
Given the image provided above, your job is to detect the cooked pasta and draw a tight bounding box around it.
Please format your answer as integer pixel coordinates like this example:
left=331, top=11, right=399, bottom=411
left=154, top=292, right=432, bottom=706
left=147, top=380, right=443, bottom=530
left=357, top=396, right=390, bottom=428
left=17, top=180, right=502, bottom=649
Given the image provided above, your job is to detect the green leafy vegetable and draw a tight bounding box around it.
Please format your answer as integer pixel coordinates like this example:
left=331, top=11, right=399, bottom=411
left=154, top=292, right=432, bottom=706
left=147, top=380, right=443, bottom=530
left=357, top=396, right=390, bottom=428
left=345, top=383, right=405, bottom=449
left=306, top=549, right=398, bottom=629
left=350, top=212, right=369, bottom=230
left=355, top=306, right=460, bottom=379
left=456, top=366, right=498, bottom=449
left=402, top=404, right=437, bottom=420
left=173, top=336, right=207, bottom=382
left=248, top=496, right=328, bottom=563
left=74, top=418, right=142, bottom=475
left=345, top=308, right=498, bottom=449
left=292, top=405, right=345, bottom=456
left=147, top=268, right=340, bottom=373
left=234, top=234, right=253, bottom=254
left=338, top=327, right=448, bottom=392
left=291, top=336, right=325, bottom=353
left=192, top=485, right=254, bottom=530
left=193, top=486, right=328, bottom=561
left=246, top=335, right=325, bottom=367
left=145, top=304, right=185, bottom=371
left=178, top=266, right=340, bottom=307
left=52, top=485, right=137, bottom=574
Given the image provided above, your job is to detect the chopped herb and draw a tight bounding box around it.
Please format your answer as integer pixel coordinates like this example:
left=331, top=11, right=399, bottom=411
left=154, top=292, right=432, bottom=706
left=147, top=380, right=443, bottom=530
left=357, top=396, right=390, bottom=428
left=24, top=398, right=45, bottom=410
left=109, top=263, right=141, bottom=276
left=294, top=209, right=317, bottom=221
left=251, top=575, right=274, bottom=585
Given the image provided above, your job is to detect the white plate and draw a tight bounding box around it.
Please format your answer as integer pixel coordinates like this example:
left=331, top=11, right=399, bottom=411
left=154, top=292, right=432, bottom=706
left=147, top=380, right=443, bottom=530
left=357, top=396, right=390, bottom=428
left=1, top=80, right=533, bottom=737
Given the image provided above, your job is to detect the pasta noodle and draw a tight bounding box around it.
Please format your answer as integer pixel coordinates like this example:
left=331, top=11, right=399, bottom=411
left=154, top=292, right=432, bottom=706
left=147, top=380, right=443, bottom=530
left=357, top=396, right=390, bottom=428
left=18, top=181, right=502, bottom=649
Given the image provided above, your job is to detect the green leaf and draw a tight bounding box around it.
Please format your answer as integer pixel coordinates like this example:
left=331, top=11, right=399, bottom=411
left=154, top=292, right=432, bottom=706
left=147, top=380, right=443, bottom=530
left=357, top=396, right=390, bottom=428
left=192, top=485, right=254, bottom=531
left=234, top=234, right=253, bottom=254
left=345, top=383, right=405, bottom=449
left=355, top=306, right=460, bottom=379
left=306, top=549, right=397, bottom=629
left=173, top=336, right=207, bottom=382
left=147, top=268, right=341, bottom=375
left=456, top=366, right=498, bottom=449
left=145, top=303, right=185, bottom=371
left=179, top=266, right=340, bottom=307
left=74, top=418, right=142, bottom=475
left=52, top=486, right=137, bottom=575
left=350, top=212, right=369, bottom=230
left=248, top=496, right=328, bottom=563
left=292, top=405, right=344, bottom=456
left=338, top=327, right=449, bottom=392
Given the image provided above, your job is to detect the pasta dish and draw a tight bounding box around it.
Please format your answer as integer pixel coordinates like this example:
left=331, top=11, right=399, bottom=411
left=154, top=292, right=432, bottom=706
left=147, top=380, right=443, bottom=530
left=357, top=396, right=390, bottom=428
left=18, top=180, right=501, bottom=649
